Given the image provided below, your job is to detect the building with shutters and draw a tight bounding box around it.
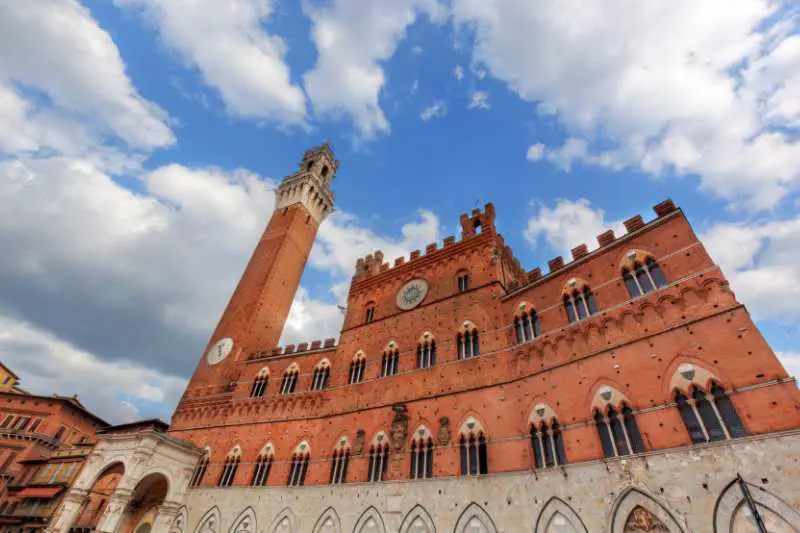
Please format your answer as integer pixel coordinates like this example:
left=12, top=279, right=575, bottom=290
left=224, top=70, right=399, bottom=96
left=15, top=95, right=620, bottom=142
left=49, top=145, right=800, bottom=533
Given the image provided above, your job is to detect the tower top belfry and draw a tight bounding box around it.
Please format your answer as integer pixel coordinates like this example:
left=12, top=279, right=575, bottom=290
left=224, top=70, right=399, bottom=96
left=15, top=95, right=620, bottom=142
left=276, top=143, right=339, bottom=223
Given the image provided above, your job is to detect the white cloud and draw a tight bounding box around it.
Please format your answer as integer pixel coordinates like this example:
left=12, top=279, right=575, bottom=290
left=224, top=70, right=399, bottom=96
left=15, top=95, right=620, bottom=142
left=281, top=288, right=345, bottom=346
left=776, top=351, right=800, bottom=379
left=421, top=100, right=447, bottom=121
left=702, top=217, right=800, bottom=321
left=303, top=0, right=445, bottom=136
left=0, top=0, right=174, bottom=153
left=452, top=0, right=800, bottom=210
left=454, top=65, right=465, bottom=81
left=311, top=209, right=442, bottom=279
left=0, top=155, right=277, bottom=377
left=526, top=143, right=546, bottom=161
left=524, top=198, right=622, bottom=254
left=0, top=316, right=186, bottom=423
left=116, top=0, right=306, bottom=124
left=468, top=90, right=490, bottom=109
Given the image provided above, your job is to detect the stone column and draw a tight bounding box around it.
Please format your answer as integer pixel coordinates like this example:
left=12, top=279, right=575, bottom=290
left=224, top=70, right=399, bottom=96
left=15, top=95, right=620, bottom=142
left=151, top=502, right=183, bottom=533
left=95, top=488, right=133, bottom=533
left=47, top=488, right=88, bottom=533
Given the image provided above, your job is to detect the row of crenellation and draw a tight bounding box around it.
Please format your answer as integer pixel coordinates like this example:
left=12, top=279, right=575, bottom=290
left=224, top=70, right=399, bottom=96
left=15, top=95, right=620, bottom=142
left=247, top=337, right=337, bottom=361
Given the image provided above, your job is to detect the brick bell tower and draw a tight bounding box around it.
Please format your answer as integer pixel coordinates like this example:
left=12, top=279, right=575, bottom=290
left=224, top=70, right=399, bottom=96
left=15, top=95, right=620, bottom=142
left=186, top=144, right=338, bottom=393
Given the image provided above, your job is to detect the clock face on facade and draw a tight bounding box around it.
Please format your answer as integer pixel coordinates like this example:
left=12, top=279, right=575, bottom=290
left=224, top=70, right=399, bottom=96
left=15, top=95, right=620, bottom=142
left=206, top=337, right=234, bottom=366
left=396, top=279, right=429, bottom=310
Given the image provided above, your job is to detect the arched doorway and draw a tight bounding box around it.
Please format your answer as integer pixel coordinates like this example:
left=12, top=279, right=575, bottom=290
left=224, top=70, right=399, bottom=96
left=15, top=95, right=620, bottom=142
left=120, top=474, right=170, bottom=533
left=70, top=463, right=125, bottom=533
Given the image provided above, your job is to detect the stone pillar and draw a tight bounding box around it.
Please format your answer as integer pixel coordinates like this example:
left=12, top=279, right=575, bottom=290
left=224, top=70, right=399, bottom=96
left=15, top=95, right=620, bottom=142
left=151, top=502, right=183, bottom=533
left=47, top=488, right=88, bottom=533
left=95, top=488, right=133, bottom=533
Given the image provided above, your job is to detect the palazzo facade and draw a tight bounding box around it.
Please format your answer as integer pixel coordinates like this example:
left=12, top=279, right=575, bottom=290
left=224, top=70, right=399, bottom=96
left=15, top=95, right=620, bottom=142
left=51, top=146, right=800, bottom=533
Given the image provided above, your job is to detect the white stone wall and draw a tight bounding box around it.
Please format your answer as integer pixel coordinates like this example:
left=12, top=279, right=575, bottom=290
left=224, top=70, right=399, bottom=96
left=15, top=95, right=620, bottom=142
left=180, top=431, right=800, bottom=533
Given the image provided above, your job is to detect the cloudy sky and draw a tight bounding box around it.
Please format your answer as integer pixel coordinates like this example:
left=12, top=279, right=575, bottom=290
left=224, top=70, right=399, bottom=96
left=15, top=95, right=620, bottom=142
left=1, top=0, right=798, bottom=423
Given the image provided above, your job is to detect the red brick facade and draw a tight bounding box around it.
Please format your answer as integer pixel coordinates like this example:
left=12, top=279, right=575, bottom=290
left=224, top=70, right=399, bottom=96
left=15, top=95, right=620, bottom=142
left=169, top=149, right=800, bottom=490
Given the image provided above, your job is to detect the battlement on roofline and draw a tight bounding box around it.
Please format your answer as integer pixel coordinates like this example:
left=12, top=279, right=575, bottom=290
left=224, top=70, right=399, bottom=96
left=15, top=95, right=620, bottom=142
left=351, top=199, right=679, bottom=287
left=247, top=337, right=337, bottom=362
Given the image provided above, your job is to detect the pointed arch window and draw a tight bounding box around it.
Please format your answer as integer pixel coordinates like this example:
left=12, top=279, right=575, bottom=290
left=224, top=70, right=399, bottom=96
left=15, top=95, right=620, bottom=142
left=409, top=427, right=434, bottom=480
left=594, top=402, right=644, bottom=458
left=250, top=445, right=273, bottom=487
left=457, top=324, right=480, bottom=360
left=367, top=434, right=390, bottom=482
left=217, top=447, right=241, bottom=487
left=459, top=419, right=487, bottom=476
left=189, top=452, right=210, bottom=487
left=416, top=336, right=436, bottom=369
left=348, top=352, right=366, bottom=384
left=329, top=439, right=350, bottom=485
left=457, top=272, right=470, bottom=292
left=310, top=361, right=330, bottom=391
left=514, top=307, right=541, bottom=344
left=250, top=368, right=269, bottom=398
left=676, top=382, right=746, bottom=443
left=530, top=419, right=566, bottom=468
left=623, top=255, right=668, bottom=298
left=280, top=366, right=299, bottom=395
left=365, top=304, right=375, bottom=323
left=287, top=443, right=310, bottom=487
left=381, top=345, right=399, bottom=377
left=563, top=285, right=598, bottom=324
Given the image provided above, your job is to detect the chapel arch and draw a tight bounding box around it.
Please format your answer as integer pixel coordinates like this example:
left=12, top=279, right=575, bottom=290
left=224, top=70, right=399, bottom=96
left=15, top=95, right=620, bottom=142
left=609, top=488, right=685, bottom=533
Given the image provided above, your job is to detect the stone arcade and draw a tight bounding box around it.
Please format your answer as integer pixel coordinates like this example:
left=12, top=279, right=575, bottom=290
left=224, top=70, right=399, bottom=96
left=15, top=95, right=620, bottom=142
left=51, top=146, right=800, bottom=533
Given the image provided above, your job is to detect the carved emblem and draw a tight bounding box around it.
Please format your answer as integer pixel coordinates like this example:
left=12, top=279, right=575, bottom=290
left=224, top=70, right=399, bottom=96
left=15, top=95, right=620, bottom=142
left=624, top=506, right=670, bottom=532
left=679, top=364, right=695, bottom=381
left=390, top=404, right=409, bottom=452
left=354, top=429, right=365, bottom=455
left=600, top=387, right=613, bottom=402
left=536, top=408, right=545, bottom=417
left=437, top=416, right=450, bottom=446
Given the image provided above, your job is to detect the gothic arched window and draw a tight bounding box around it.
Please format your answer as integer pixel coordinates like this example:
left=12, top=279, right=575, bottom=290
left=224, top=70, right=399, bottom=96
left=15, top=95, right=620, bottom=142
left=365, top=303, right=376, bottom=323
left=458, top=418, right=488, bottom=476
left=514, top=304, right=541, bottom=344
left=416, top=334, right=436, bottom=369
left=329, top=438, right=350, bottom=485
left=250, top=444, right=274, bottom=487
left=456, top=271, right=470, bottom=293
left=529, top=418, right=566, bottom=468
left=279, top=365, right=299, bottom=395
left=563, top=281, right=598, bottom=324
left=457, top=322, right=480, bottom=360
left=409, top=426, right=434, bottom=480
left=594, top=401, right=644, bottom=458
left=189, top=449, right=210, bottom=487
left=217, top=446, right=241, bottom=487
left=287, top=442, right=310, bottom=486
left=250, top=368, right=269, bottom=398
left=367, top=433, right=390, bottom=482
left=310, top=360, right=330, bottom=391
left=622, top=252, right=669, bottom=298
left=381, top=343, right=399, bottom=377
left=348, top=352, right=366, bottom=384
left=676, top=381, right=747, bottom=443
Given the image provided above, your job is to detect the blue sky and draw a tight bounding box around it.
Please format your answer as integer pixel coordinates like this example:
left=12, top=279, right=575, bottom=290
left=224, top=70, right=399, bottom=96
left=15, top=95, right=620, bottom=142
left=0, top=0, right=798, bottom=423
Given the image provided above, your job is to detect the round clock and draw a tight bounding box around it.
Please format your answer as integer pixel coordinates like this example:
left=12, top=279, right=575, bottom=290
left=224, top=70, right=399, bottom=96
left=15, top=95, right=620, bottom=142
left=396, top=279, right=429, bottom=310
left=206, top=337, right=234, bottom=366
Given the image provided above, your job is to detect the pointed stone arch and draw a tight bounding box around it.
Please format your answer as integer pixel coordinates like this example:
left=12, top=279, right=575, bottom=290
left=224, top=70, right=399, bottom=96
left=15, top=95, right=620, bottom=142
left=609, top=488, right=685, bottom=533
left=312, top=507, right=341, bottom=533
left=400, top=504, right=436, bottom=533
left=453, top=503, right=497, bottom=533
left=713, top=477, right=800, bottom=532
left=229, top=507, right=256, bottom=533
left=193, top=506, right=221, bottom=533
left=169, top=507, right=188, bottom=533
left=535, top=497, right=587, bottom=533
left=352, top=506, right=386, bottom=533
left=268, top=508, right=295, bottom=533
